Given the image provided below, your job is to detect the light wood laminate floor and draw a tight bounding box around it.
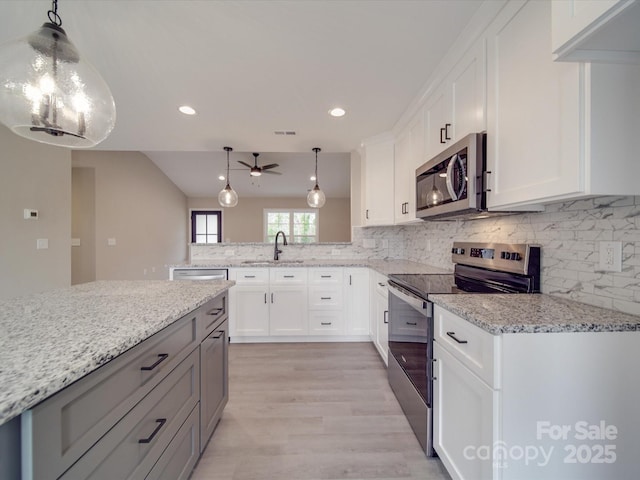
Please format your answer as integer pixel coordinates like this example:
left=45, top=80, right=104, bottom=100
left=191, top=342, right=450, bottom=480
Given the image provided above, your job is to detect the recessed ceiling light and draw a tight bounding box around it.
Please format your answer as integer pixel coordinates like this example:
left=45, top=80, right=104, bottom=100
left=178, top=105, right=197, bottom=115
left=329, top=107, right=346, bottom=117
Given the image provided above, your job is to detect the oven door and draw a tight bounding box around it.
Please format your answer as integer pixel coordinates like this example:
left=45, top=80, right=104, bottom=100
left=387, top=283, right=432, bottom=405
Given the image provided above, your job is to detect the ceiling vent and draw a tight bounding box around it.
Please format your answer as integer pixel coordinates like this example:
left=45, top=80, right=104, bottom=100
left=274, top=131, right=296, bottom=135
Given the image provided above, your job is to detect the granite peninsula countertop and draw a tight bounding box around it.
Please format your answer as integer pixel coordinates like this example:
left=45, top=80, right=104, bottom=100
left=173, top=258, right=452, bottom=276
left=430, top=293, right=640, bottom=335
left=0, top=280, right=234, bottom=427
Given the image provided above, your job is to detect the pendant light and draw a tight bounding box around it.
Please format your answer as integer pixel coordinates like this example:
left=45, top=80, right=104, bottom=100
left=218, top=146, right=238, bottom=208
left=0, top=0, right=116, bottom=148
left=307, top=147, right=326, bottom=208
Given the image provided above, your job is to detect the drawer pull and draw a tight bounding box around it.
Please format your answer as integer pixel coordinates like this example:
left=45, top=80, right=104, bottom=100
left=284, top=275, right=295, bottom=278
left=140, top=353, right=169, bottom=371
left=446, top=332, right=468, bottom=344
left=321, top=322, right=332, bottom=326
left=321, top=275, right=332, bottom=278
left=406, top=321, right=417, bottom=326
left=384, top=310, right=388, bottom=324
left=244, top=275, right=256, bottom=278
left=320, top=297, right=332, bottom=300
left=207, top=307, right=223, bottom=316
left=211, top=331, right=224, bottom=339
left=138, top=418, right=166, bottom=444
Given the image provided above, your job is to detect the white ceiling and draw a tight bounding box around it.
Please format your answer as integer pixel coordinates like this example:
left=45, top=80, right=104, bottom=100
left=0, top=0, right=483, bottom=197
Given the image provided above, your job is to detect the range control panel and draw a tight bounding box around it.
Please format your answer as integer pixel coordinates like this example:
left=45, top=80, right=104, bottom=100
left=451, top=242, right=541, bottom=275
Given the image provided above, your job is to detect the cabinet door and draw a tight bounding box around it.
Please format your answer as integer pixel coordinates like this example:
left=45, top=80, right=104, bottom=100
left=486, top=0, right=582, bottom=209
left=451, top=40, right=486, bottom=142
left=231, top=285, right=269, bottom=336
left=393, top=130, right=413, bottom=223
left=424, top=86, right=449, bottom=160
left=376, top=292, right=389, bottom=365
left=269, top=285, right=308, bottom=335
left=363, top=138, right=395, bottom=226
left=434, top=343, right=496, bottom=480
left=344, top=268, right=370, bottom=335
left=200, top=322, right=228, bottom=451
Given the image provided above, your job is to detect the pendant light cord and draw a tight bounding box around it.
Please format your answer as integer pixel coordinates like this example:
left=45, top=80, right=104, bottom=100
left=48, top=0, right=62, bottom=26
left=313, top=147, right=321, bottom=186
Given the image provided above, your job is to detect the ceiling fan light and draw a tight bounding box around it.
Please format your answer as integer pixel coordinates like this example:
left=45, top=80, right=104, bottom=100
left=250, top=169, right=261, bottom=177
left=0, top=2, right=116, bottom=148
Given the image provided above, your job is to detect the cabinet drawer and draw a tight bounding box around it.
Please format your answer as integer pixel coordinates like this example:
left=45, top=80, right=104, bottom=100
left=23, top=313, right=198, bottom=480
left=309, top=268, right=343, bottom=284
left=434, top=306, right=499, bottom=388
left=309, top=311, right=344, bottom=335
left=270, top=268, right=307, bottom=284
left=308, top=285, right=343, bottom=309
left=60, top=349, right=200, bottom=480
left=233, top=269, right=268, bottom=284
left=145, top=405, right=200, bottom=480
left=198, top=292, right=227, bottom=340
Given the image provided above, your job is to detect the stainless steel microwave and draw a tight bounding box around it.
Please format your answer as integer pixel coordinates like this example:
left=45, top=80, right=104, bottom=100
left=416, top=132, right=486, bottom=220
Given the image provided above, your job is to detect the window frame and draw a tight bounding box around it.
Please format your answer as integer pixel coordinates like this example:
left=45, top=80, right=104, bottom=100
left=263, top=208, right=319, bottom=244
left=190, top=209, right=223, bottom=244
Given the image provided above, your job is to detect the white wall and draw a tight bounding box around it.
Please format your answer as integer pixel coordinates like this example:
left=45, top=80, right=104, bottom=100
left=0, top=126, right=71, bottom=300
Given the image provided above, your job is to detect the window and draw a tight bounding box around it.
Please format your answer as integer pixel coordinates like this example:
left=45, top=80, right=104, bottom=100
left=191, top=210, right=222, bottom=243
left=264, top=209, right=318, bottom=244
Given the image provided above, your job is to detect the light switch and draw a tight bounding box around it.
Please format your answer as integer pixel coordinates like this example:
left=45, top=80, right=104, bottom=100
left=36, top=238, right=48, bottom=249
left=71, top=238, right=81, bottom=247
left=107, top=238, right=116, bottom=246
left=24, top=209, right=38, bottom=220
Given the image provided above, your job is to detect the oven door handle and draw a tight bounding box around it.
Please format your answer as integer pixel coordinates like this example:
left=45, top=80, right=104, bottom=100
left=388, top=283, right=428, bottom=315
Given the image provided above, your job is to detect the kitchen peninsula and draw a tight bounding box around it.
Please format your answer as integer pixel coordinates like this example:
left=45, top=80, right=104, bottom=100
left=0, top=279, right=233, bottom=480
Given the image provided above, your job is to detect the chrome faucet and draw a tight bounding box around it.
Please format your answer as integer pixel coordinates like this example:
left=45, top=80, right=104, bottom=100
left=274, top=231, right=288, bottom=260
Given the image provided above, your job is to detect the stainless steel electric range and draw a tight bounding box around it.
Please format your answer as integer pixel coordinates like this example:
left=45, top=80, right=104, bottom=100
left=386, top=242, right=541, bottom=456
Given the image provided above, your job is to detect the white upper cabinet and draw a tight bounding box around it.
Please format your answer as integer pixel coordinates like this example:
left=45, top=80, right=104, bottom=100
left=393, top=109, right=424, bottom=224
left=424, top=41, right=487, bottom=160
left=552, top=0, right=640, bottom=63
left=362, top=135, right=395, bottom=226
left=486, top=0, right=640, bottom=210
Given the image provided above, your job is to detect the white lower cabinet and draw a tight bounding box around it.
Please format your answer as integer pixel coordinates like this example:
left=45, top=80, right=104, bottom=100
left=269, top=283, right=308, bottom=335
left=370, top=272, right=389, bottom=365
left=433, top=304, right=640, bottom=480
left=344, top=268, right=370, bottom=335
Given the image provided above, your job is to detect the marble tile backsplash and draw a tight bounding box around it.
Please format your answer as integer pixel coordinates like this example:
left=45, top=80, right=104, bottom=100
left=357, top=196, right=640, bottom=316
left=190, top=196, right=640, bottom=316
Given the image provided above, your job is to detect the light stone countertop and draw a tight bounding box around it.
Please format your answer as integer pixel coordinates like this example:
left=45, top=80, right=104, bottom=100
left=173, top=258, right=452, bottom=276
left=0, top=280, right=234, bottom=427
left=430, top=293, right=640, bottom=335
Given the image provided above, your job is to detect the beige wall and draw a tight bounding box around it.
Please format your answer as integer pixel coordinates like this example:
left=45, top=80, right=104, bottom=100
left=187, top=197, right=351, bottom=243
left=71, top=167, right=96, bottom=285
left=0, top=126, right=72, bottom=300
left=72, top=151, right=188, bottom=280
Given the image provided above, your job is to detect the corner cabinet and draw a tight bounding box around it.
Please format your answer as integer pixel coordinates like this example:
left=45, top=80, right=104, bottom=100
left=21, top=291, right=229, bottom=480
left=485, top=0, right=640, bottom=210
left=362, top=135, right=395, bottom=226
left=433, top=303, right=640, bottom=480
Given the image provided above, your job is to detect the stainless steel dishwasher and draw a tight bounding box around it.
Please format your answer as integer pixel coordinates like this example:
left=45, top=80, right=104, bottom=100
left=170, top=268, right=228, bottom=281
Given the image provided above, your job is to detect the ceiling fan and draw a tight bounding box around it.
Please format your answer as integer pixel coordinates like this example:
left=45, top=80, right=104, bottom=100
left=238, top=153, right=281, bottom=176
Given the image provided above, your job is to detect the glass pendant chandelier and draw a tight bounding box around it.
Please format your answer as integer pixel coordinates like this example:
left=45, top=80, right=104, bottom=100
left=218, top=146, right=238, bottom=208
left=307, top=147, right=326, bottom=208
left=0, top=0, right=116, bottom=148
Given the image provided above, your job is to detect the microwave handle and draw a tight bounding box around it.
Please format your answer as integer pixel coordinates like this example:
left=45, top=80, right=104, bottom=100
left=445, top=154, right=461, bottom=200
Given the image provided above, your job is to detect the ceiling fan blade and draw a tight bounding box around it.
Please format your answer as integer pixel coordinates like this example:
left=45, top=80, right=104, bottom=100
left=237, top=160, right=253, bottom=169
left=261, top=163, right=280, bottom=170
left=263, top=170, right=282, bottom=175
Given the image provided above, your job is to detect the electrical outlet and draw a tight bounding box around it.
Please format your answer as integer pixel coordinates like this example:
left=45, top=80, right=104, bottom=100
left=598, top=241, right=622, bottom=272
left=363, top=239, right=375, bottom=249
left=107, top=238, right=116, bottom=246
left=331, top=249, right=341, bottom=256
left=381, top=239, right=389, bottom=248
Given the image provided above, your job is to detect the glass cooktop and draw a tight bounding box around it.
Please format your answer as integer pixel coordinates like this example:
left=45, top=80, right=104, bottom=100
left=388, top=274, right=461, bottom=298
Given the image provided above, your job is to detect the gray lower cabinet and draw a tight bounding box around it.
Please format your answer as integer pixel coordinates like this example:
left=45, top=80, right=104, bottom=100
left=20, top=291, right=229, bottom=480
left=200, top=318, right=228, bottom=451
